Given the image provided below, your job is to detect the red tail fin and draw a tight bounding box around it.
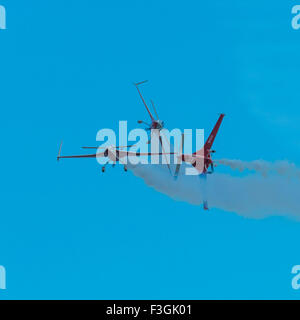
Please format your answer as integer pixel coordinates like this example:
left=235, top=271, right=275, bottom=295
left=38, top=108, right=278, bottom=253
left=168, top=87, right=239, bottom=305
left=204, top=114, right=225, bottom=151
left=194, top=114, right=225, bottom=155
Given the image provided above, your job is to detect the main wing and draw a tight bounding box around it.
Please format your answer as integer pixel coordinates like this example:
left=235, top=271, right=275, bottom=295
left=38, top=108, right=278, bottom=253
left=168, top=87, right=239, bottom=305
left=57, top=153, right=105, bottom=161
left=57, top=141, right=105, bottom=161
left=117, top=150, right=175, bottom=158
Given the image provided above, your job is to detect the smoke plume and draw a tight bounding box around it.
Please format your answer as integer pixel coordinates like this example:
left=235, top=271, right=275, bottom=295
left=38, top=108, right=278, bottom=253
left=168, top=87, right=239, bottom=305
left=217, top=159, right=300, bottom=179
left=127, top=161, right=300, bottom=219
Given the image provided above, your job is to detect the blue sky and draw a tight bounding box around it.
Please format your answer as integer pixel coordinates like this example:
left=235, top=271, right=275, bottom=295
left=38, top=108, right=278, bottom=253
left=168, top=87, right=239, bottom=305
left=0, top=0, right=300, bottom=299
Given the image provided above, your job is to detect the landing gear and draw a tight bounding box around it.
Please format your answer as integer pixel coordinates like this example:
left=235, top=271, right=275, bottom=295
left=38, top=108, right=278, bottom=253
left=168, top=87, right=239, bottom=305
left=101, top=163, right=127, bottom=172
left=101, top=160, right=109, bottom=173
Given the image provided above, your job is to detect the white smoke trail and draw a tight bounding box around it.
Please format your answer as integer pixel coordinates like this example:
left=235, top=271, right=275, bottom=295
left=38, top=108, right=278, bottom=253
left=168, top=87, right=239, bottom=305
left=127, top=162, right=300, bottom=219
left=217, top=159, right=300, bottom=179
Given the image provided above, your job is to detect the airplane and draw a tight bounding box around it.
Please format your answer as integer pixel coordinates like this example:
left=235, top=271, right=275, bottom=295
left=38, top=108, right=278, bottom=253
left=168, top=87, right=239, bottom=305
left=57, top=142, right=175, bottom=173
left=134, top=80, right=172, bottom=174
left=173, top=114, right=225, bottom=210
left=134, top=80, right=165, bottom=132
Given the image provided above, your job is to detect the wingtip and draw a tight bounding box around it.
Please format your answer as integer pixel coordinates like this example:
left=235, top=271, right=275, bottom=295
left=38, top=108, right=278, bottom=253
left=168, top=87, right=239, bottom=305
left=134, top=80, right=149, bottom=86
left=57, top=140, right=63, bottom=161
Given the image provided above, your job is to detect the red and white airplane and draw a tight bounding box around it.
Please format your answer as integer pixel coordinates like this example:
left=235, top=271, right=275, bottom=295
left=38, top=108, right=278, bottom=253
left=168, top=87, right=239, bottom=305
left=57, top=142, right=174, bottom=173
left=173, top=113, right=225, bottom=210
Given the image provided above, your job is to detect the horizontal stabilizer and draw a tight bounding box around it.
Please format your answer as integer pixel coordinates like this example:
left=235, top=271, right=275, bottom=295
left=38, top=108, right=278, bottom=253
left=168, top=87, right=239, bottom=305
left=134, top=80, right=148, bottom=86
